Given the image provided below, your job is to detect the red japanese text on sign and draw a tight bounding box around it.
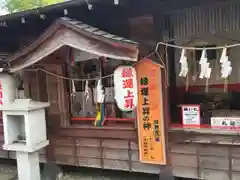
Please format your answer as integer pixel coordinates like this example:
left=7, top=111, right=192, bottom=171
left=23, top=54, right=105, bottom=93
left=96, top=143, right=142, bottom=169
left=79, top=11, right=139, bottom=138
left=122, top=68, right=133, bottom=78
left=114, top=66, right=138, bottom=111
left=124, top=90, right=134, bottom=109
left=122, top=78, right=133, bottom=88
left=122, top=67, right=135, bottom=110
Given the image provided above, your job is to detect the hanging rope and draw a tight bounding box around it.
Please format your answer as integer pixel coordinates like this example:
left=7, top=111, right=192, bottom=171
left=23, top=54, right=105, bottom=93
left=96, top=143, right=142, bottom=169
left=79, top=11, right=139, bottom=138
left=20, top=40, right=240, bottom=87
left=155, top=42, right=240, bottom=50
left=26, top=68, right=114, bottom=81
left=23, top=44, right=168, bottom=82
left=71, top=79, right=76, bottom=96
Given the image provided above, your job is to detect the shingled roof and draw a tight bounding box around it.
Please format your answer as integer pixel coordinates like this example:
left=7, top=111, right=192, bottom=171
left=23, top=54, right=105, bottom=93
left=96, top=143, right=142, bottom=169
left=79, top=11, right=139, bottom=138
left=6, top=17, right=139, bottom=72
left=60, top=17, right=138, bottom=45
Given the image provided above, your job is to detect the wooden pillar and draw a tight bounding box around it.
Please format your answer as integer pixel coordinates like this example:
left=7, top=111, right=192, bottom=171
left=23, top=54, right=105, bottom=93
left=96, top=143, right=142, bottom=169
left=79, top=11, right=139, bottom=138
left=153, top=10, right=173, bottom=174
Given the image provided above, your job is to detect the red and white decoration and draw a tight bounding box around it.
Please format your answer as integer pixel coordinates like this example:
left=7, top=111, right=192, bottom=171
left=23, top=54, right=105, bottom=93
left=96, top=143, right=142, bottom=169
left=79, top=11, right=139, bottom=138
left=211, top=117, right=240, bottom=130
left=181, top=104, right=201, bottom=127
left=114, top=66, right=138, bottom=111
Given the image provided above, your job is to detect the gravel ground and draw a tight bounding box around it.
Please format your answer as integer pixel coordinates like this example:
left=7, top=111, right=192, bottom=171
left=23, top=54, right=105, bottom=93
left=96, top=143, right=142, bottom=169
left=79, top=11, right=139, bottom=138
left=0, top=164, right=159, bottom=180
left=0, top=164, right=17, bottom=180
left=61, top=167, right=159, bottom=180
left=0, top=162, right=180, bottom=180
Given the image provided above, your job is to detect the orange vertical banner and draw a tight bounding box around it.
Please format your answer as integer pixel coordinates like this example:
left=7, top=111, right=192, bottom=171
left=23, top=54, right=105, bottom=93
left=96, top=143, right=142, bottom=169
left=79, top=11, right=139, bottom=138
left=136, top=58, right=167, bottom=165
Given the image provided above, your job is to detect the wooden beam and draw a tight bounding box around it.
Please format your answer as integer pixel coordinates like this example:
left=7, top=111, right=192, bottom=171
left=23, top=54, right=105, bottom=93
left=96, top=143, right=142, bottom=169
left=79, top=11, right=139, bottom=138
left=59, top=127, right=137, bottom=140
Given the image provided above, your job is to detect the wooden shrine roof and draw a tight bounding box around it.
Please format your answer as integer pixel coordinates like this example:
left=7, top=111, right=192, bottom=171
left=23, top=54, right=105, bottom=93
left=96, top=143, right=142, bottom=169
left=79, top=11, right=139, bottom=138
left=5, top=17, right=139, bottom=72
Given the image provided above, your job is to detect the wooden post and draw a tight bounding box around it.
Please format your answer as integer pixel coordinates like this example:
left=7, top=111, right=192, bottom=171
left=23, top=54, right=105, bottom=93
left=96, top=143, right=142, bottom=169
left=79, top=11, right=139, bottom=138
left=153, top=10, right=172, bottom=178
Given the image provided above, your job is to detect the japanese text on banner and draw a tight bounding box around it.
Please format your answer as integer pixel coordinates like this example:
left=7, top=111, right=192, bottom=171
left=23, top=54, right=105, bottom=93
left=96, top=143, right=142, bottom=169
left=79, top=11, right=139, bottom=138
left=136, top=59, right=166, bottom=165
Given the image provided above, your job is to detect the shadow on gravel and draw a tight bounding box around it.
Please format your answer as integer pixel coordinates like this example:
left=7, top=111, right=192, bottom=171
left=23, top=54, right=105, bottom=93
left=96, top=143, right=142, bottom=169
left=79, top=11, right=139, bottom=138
left=62, top=165, right=195, bottom=180
left=0, top=160, right=196, bottom=180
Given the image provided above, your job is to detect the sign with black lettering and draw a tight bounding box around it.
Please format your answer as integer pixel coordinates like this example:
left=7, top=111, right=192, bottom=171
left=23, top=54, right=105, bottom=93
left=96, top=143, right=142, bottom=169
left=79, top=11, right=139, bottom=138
left=211, top=117, right=240, bottom=130
left=181, top=105, right=200, bottom=127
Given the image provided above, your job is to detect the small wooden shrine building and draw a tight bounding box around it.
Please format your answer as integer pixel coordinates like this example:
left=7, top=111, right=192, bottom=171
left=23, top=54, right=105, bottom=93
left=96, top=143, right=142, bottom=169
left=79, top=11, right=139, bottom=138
left=1, top=16, right=167, bottom=173
left=2, top=1, right=240, bottom=180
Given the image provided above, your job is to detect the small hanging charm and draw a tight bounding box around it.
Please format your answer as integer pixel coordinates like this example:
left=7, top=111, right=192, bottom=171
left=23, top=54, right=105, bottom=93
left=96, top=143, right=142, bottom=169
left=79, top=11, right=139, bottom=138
left=220, top=47, right=232, bottom=92
left=95, top=79, right=105, bottom=127
left=71, top=80, right=76, bottom=97
left=96, top=79, right=105, bottom=103
left=179, top=49, right=189, bottom=77
left=84, top=80, right=90, bottom=101
left=198, top=49, right=212, bottom=92
left=199, top=49, right=209, bottom=79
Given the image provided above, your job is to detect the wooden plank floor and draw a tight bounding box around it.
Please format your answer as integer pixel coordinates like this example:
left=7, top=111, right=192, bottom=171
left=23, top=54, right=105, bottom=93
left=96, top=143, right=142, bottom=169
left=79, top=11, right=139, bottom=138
left=170, top=130, right=240, bottom=180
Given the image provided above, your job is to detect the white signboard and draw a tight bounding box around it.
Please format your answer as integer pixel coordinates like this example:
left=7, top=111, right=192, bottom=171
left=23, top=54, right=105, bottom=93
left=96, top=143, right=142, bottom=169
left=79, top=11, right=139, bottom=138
left=211, top=117, right=240, bottom=130
left=114, top=66, right=138, bottom=111
left=181, top=105, right=201, bottom=127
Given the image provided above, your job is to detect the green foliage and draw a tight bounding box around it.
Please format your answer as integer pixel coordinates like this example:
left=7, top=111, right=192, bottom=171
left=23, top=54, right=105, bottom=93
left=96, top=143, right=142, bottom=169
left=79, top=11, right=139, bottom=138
left=3, top=0, right=64, bottom=13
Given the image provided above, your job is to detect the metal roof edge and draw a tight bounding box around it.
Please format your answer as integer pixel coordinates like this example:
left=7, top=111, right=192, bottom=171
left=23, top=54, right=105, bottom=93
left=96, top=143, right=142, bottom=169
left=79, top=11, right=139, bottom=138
left=0, top=0, right=97, bottom=21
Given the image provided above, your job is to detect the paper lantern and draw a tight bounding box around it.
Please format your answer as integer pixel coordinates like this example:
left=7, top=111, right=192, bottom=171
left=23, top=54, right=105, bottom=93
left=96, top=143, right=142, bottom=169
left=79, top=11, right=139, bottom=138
left=114, top=66, right=138, bottom=111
